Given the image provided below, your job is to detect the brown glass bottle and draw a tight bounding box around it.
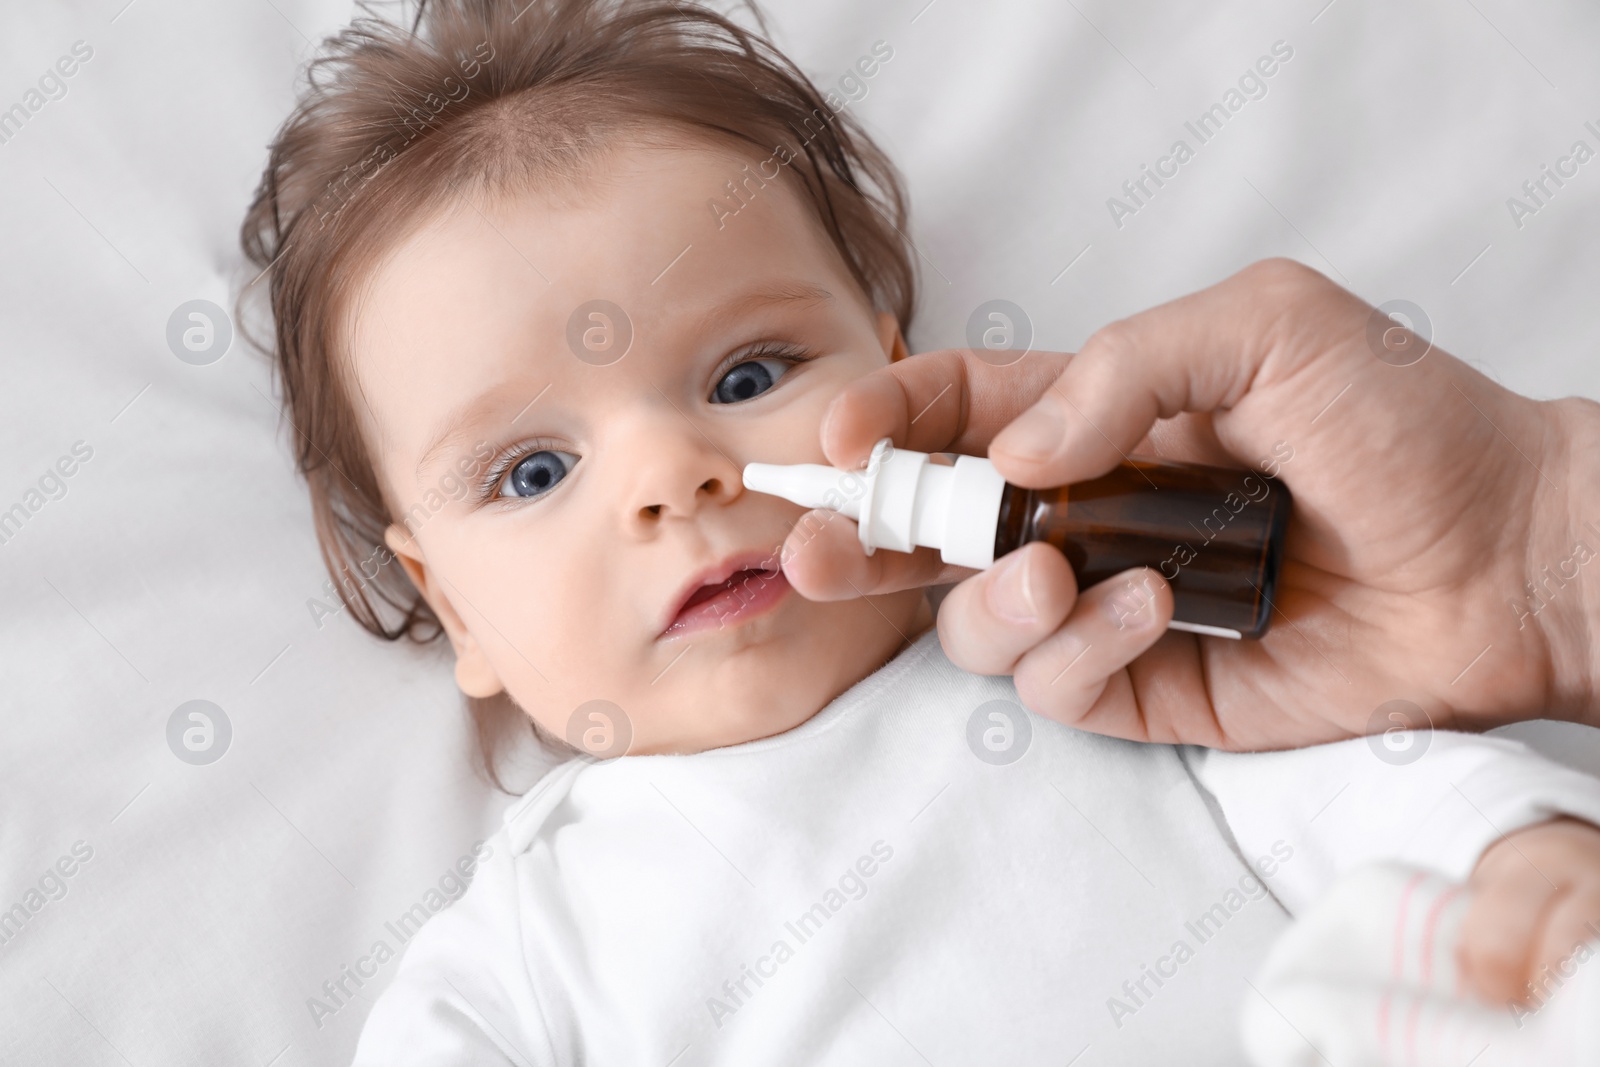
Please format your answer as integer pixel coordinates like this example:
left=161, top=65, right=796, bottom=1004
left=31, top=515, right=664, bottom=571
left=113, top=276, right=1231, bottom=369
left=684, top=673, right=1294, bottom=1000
left=991, top=459, right=1292, bottom=638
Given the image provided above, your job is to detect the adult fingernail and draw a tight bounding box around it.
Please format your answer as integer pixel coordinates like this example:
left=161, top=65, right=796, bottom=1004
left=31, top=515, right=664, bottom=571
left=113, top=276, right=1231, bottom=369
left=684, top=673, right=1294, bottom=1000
left=1103, top=568, right=1160, bottom=630
left=995, top=401, right=1063, bottom=462
left=987, top=550, right=1038, bottom=623
left=818, top=398, right=844, bottom=454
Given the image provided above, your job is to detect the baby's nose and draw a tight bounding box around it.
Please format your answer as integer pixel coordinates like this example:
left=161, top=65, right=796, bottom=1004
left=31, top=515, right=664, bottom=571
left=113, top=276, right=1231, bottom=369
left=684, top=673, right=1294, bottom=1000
left=639, top=474, right=737, bottom=519
left=619, top=426, right=744, bottom=525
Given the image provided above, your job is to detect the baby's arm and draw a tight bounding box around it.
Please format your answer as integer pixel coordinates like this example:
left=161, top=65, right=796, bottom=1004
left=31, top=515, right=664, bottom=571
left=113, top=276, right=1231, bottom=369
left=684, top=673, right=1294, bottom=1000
left=1460, top=815, right=1600, bottom=1002
left=1182, top=731, right=1600, bottom=1001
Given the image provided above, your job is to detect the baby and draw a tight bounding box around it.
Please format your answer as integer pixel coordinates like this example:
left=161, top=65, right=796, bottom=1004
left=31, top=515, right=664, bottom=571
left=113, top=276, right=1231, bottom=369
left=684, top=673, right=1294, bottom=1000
left=238, top=0, right=1600, bottom=1062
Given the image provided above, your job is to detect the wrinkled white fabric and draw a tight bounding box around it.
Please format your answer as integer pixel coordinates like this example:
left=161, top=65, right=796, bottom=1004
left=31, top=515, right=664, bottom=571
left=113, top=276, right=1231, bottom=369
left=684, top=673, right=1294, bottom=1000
left=351, top=630, right=1600, bottom=1066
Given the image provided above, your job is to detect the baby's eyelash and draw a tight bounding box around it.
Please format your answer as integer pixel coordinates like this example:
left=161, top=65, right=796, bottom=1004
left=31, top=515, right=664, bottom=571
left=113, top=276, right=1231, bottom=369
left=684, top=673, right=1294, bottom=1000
left=709, top=340, right=815, bottom=402
left=476, top=437, right=566, bottom=503
left=719, top=340, right=811, bottom=375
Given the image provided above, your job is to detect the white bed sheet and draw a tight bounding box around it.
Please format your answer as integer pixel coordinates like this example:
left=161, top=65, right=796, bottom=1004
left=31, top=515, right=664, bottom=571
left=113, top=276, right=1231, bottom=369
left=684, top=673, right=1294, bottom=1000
left=3, top=1, right=1599, bottom=1063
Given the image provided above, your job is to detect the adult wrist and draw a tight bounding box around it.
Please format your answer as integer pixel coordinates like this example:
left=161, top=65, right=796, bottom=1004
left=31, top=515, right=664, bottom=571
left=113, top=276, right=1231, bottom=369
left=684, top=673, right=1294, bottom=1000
left=1533, top=395, right=1600, bottom=725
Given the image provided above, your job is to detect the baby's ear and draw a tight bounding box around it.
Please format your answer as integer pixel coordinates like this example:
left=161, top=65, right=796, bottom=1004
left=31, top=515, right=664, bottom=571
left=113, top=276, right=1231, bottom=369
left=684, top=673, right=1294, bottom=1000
left=383, top=524, right=506, bottom=699
left=875, top=310, right=909, bottom=363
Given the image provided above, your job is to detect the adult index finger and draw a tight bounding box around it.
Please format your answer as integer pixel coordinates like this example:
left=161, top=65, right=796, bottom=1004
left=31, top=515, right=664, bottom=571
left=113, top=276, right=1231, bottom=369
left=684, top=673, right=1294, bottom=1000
left=819, top=347, right=1074, bottom=471
left=989, top=258, right=1371, bottom=488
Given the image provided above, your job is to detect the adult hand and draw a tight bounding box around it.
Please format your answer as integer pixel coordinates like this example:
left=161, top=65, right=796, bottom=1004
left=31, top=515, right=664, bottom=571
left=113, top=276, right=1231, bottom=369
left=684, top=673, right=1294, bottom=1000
left=780, top=259, right=1600, bottom=749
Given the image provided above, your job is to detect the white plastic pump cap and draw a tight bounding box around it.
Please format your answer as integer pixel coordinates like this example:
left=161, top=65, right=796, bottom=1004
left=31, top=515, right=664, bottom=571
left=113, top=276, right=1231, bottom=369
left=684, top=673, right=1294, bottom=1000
left=741, top=438, right=1007, bottom=569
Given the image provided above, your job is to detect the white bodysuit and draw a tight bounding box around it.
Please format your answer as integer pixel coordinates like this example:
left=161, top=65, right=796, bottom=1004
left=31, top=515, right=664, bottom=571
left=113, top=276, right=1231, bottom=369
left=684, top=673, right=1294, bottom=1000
left=351, top=628, right=1600, bottom=1065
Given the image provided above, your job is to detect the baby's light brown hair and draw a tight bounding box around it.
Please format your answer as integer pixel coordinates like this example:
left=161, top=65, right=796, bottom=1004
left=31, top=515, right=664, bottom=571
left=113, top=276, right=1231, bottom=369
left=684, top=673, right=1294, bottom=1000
left=238, top=0, right=917, bottom=790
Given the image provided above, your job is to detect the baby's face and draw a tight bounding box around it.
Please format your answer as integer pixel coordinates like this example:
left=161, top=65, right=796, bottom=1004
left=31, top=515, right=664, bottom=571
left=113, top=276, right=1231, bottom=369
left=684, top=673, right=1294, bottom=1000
left=346, top=141, right=931, bottom=755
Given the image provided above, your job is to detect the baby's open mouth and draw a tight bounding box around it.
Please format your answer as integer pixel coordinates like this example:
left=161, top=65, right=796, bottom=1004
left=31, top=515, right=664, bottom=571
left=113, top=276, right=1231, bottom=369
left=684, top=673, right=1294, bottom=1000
left=681, top=568, right=770, bottom=612
left=661, top=558, right=789, bottom=640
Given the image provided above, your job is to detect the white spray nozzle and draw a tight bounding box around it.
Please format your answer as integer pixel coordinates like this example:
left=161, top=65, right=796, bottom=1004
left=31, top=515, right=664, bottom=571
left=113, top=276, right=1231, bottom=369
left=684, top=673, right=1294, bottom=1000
left=741, top=437, right=1006, bottom=570
left=740, top=461, right=868, bottom=521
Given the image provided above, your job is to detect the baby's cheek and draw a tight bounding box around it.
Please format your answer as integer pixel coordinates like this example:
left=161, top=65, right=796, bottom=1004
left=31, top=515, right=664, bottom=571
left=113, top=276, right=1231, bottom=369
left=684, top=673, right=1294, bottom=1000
left=507, top=563, right=648, bottom=739
left=499, top=591, right=575, bottom=678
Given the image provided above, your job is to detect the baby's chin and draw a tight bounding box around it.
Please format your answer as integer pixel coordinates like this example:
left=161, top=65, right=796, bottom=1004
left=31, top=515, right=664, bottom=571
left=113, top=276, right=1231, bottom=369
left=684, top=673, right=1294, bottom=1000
left=535, top=594, right=927, bottom=757
left=637, top=611, right=925, bottom=755
left=639, top=665, right=838, bottom=755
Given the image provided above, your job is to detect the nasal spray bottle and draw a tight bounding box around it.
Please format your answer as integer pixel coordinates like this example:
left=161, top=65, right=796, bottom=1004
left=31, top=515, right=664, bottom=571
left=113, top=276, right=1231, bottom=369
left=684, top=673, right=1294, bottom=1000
left=743, top=438, right=1292, bottom=639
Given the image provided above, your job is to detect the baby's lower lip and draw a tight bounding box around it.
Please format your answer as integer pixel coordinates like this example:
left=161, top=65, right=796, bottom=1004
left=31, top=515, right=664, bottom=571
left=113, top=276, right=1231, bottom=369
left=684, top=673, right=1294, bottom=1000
left=661, top=567, right=791, bottom=640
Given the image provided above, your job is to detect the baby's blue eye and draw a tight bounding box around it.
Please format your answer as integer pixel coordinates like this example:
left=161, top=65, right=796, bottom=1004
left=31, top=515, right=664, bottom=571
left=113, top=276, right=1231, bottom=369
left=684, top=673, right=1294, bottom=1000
left=499, top=450, right=577, bottom=499
left=712, top=357, right=791, bottom=404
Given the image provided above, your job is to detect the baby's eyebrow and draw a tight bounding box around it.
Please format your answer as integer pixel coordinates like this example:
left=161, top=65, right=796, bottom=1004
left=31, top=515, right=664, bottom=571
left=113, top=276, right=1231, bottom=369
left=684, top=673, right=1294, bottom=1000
left=690, top=281, right=833, bottom=336
left=416, top=386, right=530, bottom=483
left=412, top=282, right=834, bottom=482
